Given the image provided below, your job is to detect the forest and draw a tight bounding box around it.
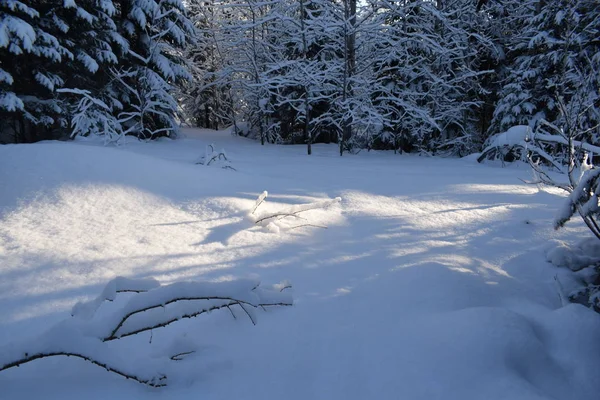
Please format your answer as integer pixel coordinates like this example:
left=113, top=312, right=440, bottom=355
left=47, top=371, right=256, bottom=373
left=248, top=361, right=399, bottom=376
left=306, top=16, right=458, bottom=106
left=0, top=0, right=598, bottom=157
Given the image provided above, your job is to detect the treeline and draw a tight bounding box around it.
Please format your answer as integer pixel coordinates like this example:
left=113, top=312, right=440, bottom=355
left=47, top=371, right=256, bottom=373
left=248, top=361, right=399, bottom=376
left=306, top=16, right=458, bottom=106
left=0, top=0, right=192, bottom=144
left=1, top=0, right=599, bottom=157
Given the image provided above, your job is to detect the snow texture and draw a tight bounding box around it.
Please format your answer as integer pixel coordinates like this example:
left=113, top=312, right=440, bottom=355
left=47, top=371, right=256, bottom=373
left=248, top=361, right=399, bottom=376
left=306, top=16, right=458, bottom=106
left=0, top=129, right=599, bottom=399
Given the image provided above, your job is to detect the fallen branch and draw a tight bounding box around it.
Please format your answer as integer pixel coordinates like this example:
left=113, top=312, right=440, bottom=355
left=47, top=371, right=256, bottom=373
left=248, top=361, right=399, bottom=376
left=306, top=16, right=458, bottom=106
left=1, top=278, right=293, bottom=387
left=104, top=298, right=255, bottom=341
left=250, top=191, right=341, bottom=230
left=287, top=223, right=328, bottom=230
left=0, top=352, right=166, bottom=387
left=170, top=351, right=196, bottom=361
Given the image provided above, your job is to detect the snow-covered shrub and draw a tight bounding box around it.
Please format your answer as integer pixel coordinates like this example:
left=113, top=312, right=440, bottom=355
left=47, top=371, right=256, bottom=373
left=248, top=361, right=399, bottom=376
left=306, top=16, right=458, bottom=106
left=554, top=166, right=600, bottom=239
left=547, top=239, right=600, bottom=312
left=534, top=117, right=600, bottom=312
left=0, top=277, right=293, bottom=386
left=477, top=126, right=552, bottom=165
left=196, top=144, right=235, bottom=170
left=478, top=124, right=600, bottom=170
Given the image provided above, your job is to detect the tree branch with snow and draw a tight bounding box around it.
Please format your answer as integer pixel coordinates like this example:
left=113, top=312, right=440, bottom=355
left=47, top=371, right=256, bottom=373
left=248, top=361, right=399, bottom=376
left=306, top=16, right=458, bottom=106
left=249, top=191, right=342, bottom=232
left=0, top=277, right=292, bottom=387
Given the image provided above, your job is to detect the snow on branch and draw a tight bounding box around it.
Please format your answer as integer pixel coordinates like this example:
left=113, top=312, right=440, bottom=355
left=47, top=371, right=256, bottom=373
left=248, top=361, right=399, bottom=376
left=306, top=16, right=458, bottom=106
left=249, top=191, right=342, bottom=232
left=71, top=276, right=160, bottom=319
left=0, top=277, right=292, bottom=387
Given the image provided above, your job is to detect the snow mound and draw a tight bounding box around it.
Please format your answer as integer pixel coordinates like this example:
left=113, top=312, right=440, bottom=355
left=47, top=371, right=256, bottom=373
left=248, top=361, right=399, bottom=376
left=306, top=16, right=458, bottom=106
left=486, top=125, right=531, bottom=148
left=546, top=238, right=600, bottom=271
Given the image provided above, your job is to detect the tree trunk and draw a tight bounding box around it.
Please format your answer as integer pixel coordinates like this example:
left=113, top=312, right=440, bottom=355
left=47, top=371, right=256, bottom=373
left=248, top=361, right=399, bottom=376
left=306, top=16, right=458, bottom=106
left=340, top=0, right=356, bottom=156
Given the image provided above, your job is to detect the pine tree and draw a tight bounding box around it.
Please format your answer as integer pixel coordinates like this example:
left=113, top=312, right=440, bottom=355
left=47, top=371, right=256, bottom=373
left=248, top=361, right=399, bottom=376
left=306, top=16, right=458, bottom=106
left=491, top=0, right=600, bottom=143
left=368, top=0, right=489, bottom=155
left=109, top=0, right=194, bottom=140
left=0, top=0, right=72, bottom=143
left=180, top=0, right=233, bottom=130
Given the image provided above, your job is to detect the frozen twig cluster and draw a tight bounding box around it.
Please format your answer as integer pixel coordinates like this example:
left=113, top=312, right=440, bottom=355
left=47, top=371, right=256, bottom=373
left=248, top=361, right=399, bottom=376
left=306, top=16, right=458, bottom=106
left=0, top=277, right=292, bottom=387
left=196, top=144, right=235, bottom=170
left=249, top=191, right=342, bottom=232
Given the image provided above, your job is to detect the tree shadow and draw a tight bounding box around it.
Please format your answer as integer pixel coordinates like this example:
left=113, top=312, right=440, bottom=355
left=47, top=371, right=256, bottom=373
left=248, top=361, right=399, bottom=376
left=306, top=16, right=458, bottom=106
left=193, top=217, right=251, bottom=245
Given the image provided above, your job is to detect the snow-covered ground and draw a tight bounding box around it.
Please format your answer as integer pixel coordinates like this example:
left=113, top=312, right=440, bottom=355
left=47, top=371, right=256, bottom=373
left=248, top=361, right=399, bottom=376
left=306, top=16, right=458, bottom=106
left=1, top=129, right=599, bottom=399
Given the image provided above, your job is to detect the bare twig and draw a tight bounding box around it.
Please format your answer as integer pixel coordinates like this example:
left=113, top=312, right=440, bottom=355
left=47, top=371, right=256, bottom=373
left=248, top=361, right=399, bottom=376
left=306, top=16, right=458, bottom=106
left=0, top=352, right=166, bottom=387
left=286, top=223, right=328, bottom=230
left=105, top=297, right=258, bottom=341
left=226, top=305, right=237, bottom=319
left=251, top=191, right=268, bottom=215
left=170, top=351, right=196, bottom=361
left=253, top=197, right=341, bottom=225
left=236, top=302, right=257, bottom=325
left=255, top=212, right=304, bottom=224
left=279, top=284, right=292, bottom=292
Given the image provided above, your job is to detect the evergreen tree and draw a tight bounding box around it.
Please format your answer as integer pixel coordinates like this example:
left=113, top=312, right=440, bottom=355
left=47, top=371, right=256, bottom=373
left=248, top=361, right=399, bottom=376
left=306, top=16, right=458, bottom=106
left=110, top=0, right=194, bottom=140
left=0, top=0, right=71, bottom=143
left=491, top=0, right=600, bottom=143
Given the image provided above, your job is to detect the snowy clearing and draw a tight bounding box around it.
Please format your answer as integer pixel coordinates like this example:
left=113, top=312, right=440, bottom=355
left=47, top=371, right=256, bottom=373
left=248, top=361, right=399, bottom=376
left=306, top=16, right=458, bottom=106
left=1, top=129, right=599, bottom=400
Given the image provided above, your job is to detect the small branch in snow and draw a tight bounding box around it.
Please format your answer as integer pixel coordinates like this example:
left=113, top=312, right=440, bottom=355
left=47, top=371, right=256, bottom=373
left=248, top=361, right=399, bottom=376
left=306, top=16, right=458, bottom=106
left=279, top=284, right=293, bottom=292
left=0, top=352, right=166, bottom=387
left=105, top=299, right=262, bottom=341
left=554, top=275, right=570, bottom=307
left=226, top=305, right=237, bottom=319
left=0, top=278, right=293, bottom=387
left=250, top=191, right=268, bottom=215
left=170, top=351, right=196, bottom=361
left=286, top=223, right=328, bottom=230
left=237, top=302, right=257, bottom=325
left=249, top=191, right=341, bottom=231
left=104, top=296, right=259, bottom=341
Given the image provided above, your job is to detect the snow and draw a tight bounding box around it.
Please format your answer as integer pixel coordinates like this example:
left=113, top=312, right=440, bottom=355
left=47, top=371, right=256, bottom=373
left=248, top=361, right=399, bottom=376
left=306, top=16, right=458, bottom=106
left=546, top=238, right=600, bottom=272
left=71, top=276, right=161, bottom=319
left=1, top=128, right=599, bottom=399
left=0, top=91, right=24, bottom=111
left=484, top=125, right=531, bottom=148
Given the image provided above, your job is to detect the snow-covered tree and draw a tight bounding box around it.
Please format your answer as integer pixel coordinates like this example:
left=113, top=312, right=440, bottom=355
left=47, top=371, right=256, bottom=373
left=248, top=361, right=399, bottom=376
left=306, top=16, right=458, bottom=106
left=491, top=0, right=600, bottom=142
left=368, top=0, right=490, bottom=155
left=180, top=0, right=234, bottom=130
left=50, top=0, right=129, bottom=142
left=0, top=0, right=72, bottom=143
left=0, top=0, right=197, bottom=143
left=110, top=0, right=194, bottom=140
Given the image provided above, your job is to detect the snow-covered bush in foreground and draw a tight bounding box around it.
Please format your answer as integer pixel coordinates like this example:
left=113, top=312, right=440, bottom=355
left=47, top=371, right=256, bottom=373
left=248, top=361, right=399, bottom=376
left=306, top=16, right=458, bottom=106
left=0, top=277, right=293, bottom=387
left=547, top=159, right=600, bottom=311
left=523, top=115, right=600, bottom=311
